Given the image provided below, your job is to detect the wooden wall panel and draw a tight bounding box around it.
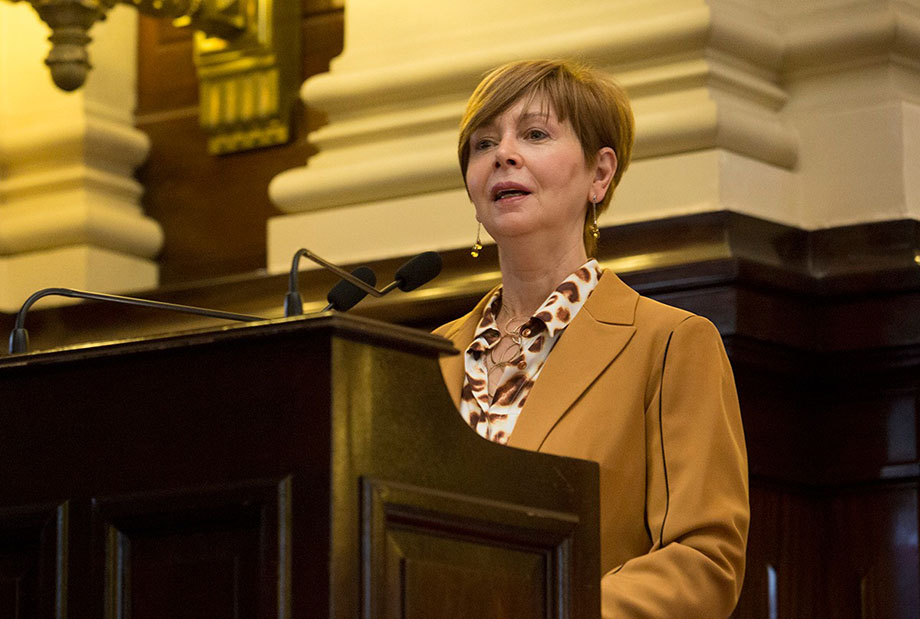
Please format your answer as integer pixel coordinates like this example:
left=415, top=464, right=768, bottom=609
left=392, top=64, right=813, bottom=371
left=735, top=482, right=920, bottom=618
left=825, top=484, right=919, bottom=619
left=136, top=4, right=344, bottom=284
left=93, top=480, right=287, bottom=619
left=361, top=478, right=581, bottom=619
left=736, top=486, right=823, bottom=618
left=137, top=18, right=197, bottom=115
left=0, top=503, right=66, bottom=619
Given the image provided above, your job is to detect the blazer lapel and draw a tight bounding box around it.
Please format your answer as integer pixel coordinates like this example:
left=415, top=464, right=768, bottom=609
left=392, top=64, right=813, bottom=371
left=436, top=287, right=498, bottom=409
left=508, top=272, right=639, bottom=451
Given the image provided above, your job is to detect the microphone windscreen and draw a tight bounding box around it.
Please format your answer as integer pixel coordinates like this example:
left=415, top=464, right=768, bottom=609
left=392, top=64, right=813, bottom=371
left=326, top=266, right=377, bottom=311
left=395, top=251, right=442, bottom=292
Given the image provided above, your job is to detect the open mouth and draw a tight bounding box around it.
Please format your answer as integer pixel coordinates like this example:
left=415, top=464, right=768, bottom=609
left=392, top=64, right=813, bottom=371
left=492, top=187, right=531, bottom=201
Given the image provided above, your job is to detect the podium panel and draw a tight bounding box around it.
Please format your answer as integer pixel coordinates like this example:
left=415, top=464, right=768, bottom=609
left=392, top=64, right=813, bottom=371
left=0, top=314, right=600, bottom=619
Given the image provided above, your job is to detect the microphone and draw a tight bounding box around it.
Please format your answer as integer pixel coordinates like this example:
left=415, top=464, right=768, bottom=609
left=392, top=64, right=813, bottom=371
left=285, top=263, right=377, bottom=317
left=8, top=287, right=265, bottom=355
left=291, top=248, right=442, bottom=298
left=322, top=266, right=377, bottom=312
left=391, top=251, right=443, bottom=292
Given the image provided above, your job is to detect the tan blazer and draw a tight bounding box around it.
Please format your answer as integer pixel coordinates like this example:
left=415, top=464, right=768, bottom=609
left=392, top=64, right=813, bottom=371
left=434, top=270, right=749, bottom=618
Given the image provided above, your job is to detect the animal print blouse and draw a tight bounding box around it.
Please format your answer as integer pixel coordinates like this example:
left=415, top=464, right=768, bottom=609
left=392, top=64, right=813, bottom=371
left=459, top=259, right=603, bottom=444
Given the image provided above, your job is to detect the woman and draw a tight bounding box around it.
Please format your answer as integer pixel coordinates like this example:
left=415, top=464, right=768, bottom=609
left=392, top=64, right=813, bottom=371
left=434, top=60, right=749, bottom=617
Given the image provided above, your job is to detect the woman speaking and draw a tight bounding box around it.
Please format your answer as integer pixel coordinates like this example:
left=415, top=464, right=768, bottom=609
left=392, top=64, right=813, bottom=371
left=435, top=60, right=749, bottom=617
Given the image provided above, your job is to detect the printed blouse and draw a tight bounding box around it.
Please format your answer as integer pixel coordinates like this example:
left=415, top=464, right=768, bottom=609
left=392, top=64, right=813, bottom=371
left=459, top=259, right=603, bottom=443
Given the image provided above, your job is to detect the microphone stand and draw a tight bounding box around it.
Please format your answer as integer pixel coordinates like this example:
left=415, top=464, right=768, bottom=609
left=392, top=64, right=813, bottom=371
left=290, top=248, right=441, bottom=297
left=9, top=287, right=265, bottom=355
left=291, top=249, right=405, bottom=297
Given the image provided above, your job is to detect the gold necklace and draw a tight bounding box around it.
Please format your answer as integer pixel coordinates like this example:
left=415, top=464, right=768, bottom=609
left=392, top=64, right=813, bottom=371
left=486, top=314, right=527, bottom=395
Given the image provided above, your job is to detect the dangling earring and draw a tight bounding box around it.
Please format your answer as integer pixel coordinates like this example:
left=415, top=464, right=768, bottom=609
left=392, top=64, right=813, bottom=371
left=589, top=194, right=600, bottom=240
left=471, top=222, right=483, bottom=258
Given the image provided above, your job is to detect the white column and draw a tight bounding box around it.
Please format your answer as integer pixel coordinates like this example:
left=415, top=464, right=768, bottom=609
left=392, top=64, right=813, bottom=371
left=0, top=2, right=163, bottom=313
left=266, top=0, right=919, bottom=274
left=777, top=0, right=920, bottom=227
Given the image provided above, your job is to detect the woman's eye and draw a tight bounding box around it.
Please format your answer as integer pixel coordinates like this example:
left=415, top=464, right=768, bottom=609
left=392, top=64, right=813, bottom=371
left=526, top=128, right=548, bottom=140
left=474, top=138, right=495, bottom=151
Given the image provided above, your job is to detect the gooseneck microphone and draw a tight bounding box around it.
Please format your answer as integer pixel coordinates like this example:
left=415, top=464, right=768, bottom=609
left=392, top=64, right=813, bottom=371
left=323, top=266, right=377, bottom=312
left=290, top=248, right=442, bottom=299
left=285, top=261, right=377, bottom=317
left=392, top=251, right=443, bottom=292
left=8, top=288, right=264, bottom=355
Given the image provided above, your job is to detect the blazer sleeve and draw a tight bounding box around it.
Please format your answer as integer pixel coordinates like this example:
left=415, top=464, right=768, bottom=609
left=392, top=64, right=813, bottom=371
left=601, top=315, right=750, bottom=618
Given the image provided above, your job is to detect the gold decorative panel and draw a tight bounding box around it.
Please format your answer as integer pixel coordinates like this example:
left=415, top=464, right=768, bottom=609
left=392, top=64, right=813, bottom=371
left=8, top=0, right=300, bottom=154
left=187, top=0, right=300, bottom=154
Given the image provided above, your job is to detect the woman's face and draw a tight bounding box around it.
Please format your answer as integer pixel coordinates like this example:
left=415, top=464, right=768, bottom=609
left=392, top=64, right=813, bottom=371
left=465, top=96, right=597, bottom=249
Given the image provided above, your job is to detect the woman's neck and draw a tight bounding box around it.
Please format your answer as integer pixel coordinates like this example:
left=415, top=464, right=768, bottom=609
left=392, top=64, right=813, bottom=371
left=497, top=237, right=589, bottom=318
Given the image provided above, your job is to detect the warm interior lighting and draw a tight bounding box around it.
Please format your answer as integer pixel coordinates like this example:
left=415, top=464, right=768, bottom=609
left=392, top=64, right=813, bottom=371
left=3, top=0, right=299, bottom=154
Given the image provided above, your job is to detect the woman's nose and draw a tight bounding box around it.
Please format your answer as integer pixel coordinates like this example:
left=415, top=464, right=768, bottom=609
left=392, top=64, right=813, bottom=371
left=494, top=139, right=520, bottom=168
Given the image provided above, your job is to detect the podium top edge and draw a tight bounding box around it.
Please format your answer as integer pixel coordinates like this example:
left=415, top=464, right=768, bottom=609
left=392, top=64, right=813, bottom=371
left=0, top=312, right=459, bottom=369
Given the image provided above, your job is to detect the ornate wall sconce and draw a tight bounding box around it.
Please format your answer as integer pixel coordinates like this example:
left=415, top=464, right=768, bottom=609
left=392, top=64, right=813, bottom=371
left=9, top=0, right=300, bottom=154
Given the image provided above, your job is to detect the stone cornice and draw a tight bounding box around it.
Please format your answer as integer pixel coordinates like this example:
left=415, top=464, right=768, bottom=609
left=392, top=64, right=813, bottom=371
left=0, top=100, right=161, bottom=259
left=0, top=113, right=150, bottom=172
left=271, top=1, right=810, bottom=214
left=0, top=200, right=163, bottom=257
left=307, top=4, right=713, bottom=111
left=782, top=1, right=920, bottom=75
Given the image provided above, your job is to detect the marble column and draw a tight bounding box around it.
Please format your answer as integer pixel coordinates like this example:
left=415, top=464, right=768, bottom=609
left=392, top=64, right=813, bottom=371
left=0, top=2, right=163, bottom=313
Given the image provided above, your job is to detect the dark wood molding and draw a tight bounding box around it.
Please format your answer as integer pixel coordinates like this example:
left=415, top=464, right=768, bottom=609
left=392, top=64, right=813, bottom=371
left=3, top=211, right=918, bottom=352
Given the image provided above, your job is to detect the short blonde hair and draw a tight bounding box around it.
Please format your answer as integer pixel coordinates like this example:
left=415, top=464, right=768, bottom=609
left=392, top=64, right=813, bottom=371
left=458, top=59, right=635, bottom=256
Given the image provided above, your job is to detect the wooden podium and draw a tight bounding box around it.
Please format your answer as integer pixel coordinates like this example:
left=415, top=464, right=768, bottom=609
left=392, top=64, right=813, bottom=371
left=0, top=314, right=600, bottom=619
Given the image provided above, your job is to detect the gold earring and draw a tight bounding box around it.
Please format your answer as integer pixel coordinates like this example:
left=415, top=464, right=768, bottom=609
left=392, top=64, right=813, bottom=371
left=589, top=195, right=600, bottom=240
left=471, top=222, right=483, bottom=258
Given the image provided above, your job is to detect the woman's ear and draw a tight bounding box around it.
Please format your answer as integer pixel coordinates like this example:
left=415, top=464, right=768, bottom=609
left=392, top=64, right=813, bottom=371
left=591, top=147, right=617, bottom=201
